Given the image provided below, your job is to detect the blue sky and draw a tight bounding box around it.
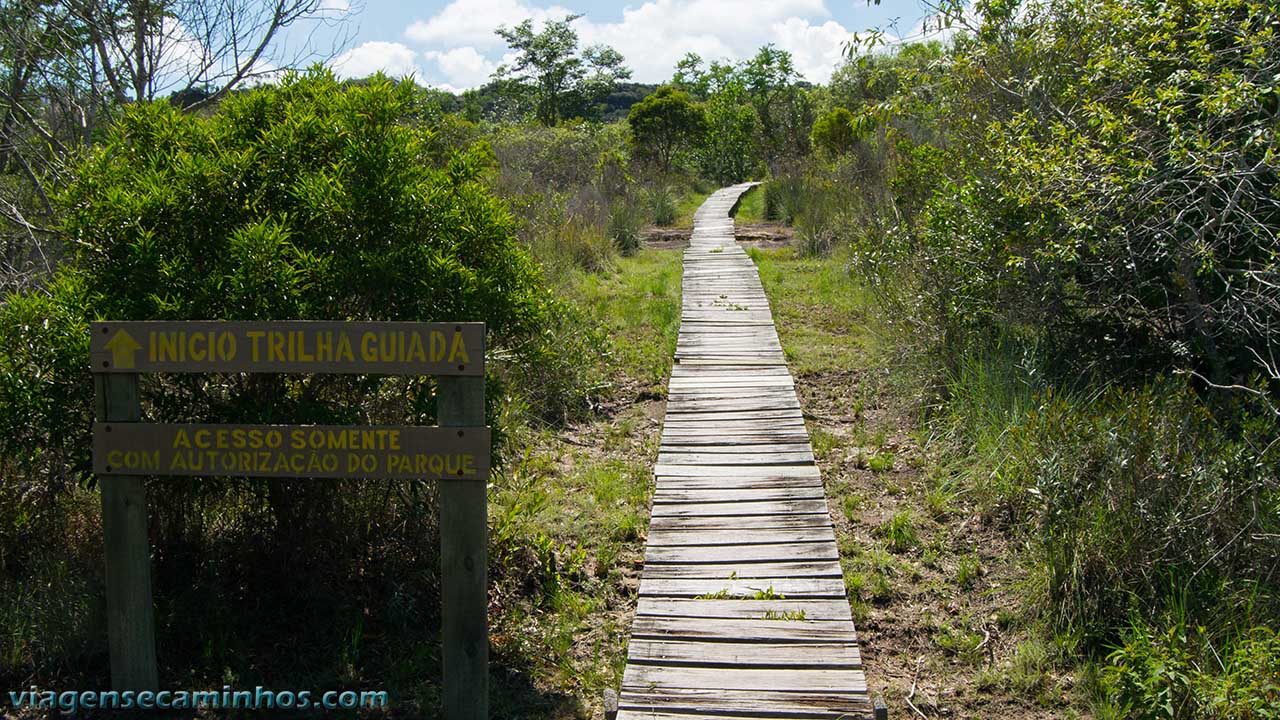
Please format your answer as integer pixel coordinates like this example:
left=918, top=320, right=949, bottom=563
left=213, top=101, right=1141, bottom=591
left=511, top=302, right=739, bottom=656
left=296, top=0, right=944, bottom=92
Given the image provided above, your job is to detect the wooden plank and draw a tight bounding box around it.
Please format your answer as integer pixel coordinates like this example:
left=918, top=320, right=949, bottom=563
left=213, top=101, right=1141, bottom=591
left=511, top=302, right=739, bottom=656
left=622, top=665, right=867, bottom=693
left=641, top=561, right=842, bottom=579
left=646, top=514, right=833, bottom=531
left=619, top=689, right=871, bottom=718
left=649, top=499, right=829, bottom=518
left=635, top=598, right=853, bottom=622
left=645, top=527, right=837, bottom=546
left=639, top=576, right=848, bottom=598
left=645, top=541, right=839, bottom=564
left=629, top=614, right=860, bottom=640
left=655, top=464, right=820, bottom=477
left=652, top=486, right=827, bottom=503
left=656, top=451, right=814, bottom=465
left=629, top=640, right=861, bottom=668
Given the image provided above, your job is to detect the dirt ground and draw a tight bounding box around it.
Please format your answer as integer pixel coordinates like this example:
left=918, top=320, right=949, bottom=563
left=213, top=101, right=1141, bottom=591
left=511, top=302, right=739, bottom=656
left=640, top=223, right=794, bottom=250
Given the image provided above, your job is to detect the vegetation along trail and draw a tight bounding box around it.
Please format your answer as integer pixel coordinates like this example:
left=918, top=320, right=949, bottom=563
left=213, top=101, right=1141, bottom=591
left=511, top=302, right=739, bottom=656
left=618, top=185, right=875, bottom=718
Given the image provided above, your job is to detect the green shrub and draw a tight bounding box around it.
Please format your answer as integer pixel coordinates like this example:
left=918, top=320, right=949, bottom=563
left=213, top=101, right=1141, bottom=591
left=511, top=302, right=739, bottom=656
left=810, top=107, right=857, bottom=157
left=649, top=186, right=677, bottom=226
left=1104, top=617, right=1280, bottom=719
left=608, top=203, right=643, bottom=256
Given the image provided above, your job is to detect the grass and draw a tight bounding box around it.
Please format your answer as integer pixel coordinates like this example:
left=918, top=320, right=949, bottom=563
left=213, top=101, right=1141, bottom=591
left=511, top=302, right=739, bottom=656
left=733, top=184, right=767, bottom=223
left=672, top=185, right=713, bottom=227
left=565, top=248, right=683, bottom=388
left=745, top=246, right=879, bottom=375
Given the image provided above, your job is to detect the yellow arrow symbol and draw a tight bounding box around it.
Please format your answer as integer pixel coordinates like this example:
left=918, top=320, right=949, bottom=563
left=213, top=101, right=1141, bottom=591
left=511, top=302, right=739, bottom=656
left=104, top=329, right=142, bottom=369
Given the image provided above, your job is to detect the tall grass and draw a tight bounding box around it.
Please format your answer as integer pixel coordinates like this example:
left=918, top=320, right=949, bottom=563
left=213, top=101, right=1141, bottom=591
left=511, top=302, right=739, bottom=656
left=940, top=342, right=1280, bottom=715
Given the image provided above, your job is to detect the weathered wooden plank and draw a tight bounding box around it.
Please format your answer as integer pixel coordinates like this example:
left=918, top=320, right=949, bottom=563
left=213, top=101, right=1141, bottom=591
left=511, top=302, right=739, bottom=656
left=652, top=476, right=824, bottom=491
left=654, top=464, right=820, bottom=477
left=649, top=499, right=829, bottom=518
left=619, top=689, right=872, bottom=718
left=641, top=560, right=842, bottom=579
left=639, top=576, right=848, bottom=599
left=646, top=514, right=833, bottom=531
left=652, top=486, right=827, bottom=503
left=629, top=640, right=861, bottom=668
left=645, top=527, right=837, bottom=546
left=632, top=609, right=860, bottom=638
left=645, top=541, right=839, bottom=564
left=635, top=598, right=853, bottom=622
left=622, top=665, right=867, bottom=693
left=656, top=451, right=815, bottom=465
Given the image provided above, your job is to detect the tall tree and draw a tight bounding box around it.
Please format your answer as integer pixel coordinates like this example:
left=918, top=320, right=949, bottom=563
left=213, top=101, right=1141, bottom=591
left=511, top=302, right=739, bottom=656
left=627, top=85, right=705, bottom=173
left=492, top=15, right=631, bottom=126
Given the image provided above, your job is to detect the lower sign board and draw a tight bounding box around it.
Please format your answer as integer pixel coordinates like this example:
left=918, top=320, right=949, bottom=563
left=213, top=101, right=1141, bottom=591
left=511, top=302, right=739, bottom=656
left=94, top=423, right=489, bottom=480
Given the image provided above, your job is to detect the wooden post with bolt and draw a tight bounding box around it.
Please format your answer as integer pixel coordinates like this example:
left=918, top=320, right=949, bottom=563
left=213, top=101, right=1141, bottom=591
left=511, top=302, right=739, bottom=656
left=95, top=371, right=159, bottom=692
left=438, top=375, right=488, bottom=720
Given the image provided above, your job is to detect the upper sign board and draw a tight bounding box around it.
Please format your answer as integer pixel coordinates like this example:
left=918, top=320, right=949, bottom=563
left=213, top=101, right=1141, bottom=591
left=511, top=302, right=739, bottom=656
left=90, top=321, right=484, bottom=375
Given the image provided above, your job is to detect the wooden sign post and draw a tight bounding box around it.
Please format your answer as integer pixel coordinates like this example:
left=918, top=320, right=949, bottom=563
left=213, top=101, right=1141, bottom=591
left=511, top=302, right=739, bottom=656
left=90, top=321, right=489, bottom=718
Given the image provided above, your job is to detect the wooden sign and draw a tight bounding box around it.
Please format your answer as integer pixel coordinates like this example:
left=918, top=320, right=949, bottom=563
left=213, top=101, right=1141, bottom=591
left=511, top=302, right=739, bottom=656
left=90, top=321, right=484, bottom=375
left=94, top=423, right=490, bottom=480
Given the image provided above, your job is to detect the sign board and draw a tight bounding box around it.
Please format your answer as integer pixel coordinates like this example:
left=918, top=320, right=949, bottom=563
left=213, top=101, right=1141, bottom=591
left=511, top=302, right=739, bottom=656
left=90, top=321, right=484, bottom=375
left=94, top=423, right=490, bottom=480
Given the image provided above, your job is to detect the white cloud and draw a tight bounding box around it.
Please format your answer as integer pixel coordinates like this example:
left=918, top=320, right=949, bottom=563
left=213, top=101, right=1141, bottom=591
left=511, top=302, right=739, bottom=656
left=396, top=0, right=872, bottom=89
left=423, top=46, right=498, bottom=88
left=405, top=0, right=576, bottom=48
left=319, top=0, right=351, bottom=13
left=770, top=18, right=851, bottom=82
left=332, top=41, right=422, bottom=79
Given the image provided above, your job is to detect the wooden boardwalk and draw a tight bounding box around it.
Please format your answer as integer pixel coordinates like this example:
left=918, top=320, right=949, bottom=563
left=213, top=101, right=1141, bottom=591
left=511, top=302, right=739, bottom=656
left=618, top=184, right=874, bottom=719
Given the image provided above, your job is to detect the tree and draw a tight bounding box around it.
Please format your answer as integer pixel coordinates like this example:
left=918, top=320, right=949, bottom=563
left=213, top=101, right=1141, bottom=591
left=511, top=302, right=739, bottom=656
left=627, top=85, right=705, bottom=173
left=492, top=15, right=631, bottom=126
left=810, top=107, right=857, bottom=157
left=0, top=0, right=351, bottom=291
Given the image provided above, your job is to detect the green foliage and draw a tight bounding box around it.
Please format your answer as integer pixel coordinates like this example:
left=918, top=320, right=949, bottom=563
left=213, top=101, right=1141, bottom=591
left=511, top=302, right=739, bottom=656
left=648, top=185, right=677, bottom=226
left=878, top=509, right=918, bottom=553
left=492, top=15, right=632, bottom=125
left=810, top=107, right=857, bottom=157
left=627, top=85, right=706, bottom=174
left=607, top=203, right=643, bottom=256
left=1104, top=616, right=1280, bottom=719
left=697, top=94, right=759, bottom=184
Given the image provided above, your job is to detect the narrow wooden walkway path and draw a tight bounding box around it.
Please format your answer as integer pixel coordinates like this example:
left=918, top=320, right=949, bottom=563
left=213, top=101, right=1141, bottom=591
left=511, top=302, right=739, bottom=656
left=618, top=184, right=874, bottom=719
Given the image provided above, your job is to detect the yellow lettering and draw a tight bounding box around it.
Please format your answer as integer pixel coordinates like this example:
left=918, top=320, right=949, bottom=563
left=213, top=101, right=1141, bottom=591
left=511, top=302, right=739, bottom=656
left=430, top=331, right=445, bottom=362
left=194, top=429, right=211, bottom=449
left=337, top=334, right=354, bottom=362
left=268, top=332, right=285, bottom=362
left=361, top=332, right=376, bottom=362
left=173, top=429, right=190, bottom=448
left=189, top=331, right=206, bottom=362
left=408, top=333, right=426, bottom=362
left=216, top=332, right=236, bottom=361
left=448, top=331, right=470, bottom=365
left=247, top=331, right=265, bottom=362
left=158, top=332, right=180, bottom=362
